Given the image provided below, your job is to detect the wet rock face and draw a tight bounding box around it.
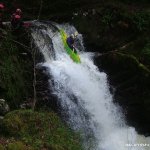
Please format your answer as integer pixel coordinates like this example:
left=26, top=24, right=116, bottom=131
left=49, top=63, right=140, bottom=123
left=95, top=53, right=150, bottom=135
left=31, top=23, right=60, bottom=111
left=35, top=66, right=60, bottom=112
left=0, top=99, right=10, bottom=116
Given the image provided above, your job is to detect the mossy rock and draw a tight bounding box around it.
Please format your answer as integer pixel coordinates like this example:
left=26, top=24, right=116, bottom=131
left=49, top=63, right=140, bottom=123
left=7, top=142, right=26, bottom=150
left=0, top=144, right=5, bottom=150
left=3, top=110, right=83, bottom=150
left=97, top=50, right=150, bottom=134
left=3, top=113, right=26, bottom=135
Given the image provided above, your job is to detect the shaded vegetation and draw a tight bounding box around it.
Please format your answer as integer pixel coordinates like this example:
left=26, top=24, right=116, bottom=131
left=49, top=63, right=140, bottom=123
left=0, top=30, right=33, bottom=109
left=72, top=1, right=150, bottom=51
left=0, top=5, right=83, bottom=150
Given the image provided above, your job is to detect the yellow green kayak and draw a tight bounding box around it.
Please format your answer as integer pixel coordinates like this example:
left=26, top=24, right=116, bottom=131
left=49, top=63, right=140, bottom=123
left=60, top=29, right=81, bottom=63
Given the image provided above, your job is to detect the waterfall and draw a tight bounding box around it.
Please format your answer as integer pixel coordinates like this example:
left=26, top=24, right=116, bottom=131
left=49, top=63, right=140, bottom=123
left=31, top=22, right=150, bottom=150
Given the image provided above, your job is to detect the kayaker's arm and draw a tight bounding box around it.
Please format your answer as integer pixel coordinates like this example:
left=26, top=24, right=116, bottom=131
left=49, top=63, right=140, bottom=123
left=72, top=45, right=77, bottom=54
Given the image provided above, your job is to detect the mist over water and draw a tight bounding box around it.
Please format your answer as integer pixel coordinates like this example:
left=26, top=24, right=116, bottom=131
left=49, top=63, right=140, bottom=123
left=32, top=22, right=150, bottom=150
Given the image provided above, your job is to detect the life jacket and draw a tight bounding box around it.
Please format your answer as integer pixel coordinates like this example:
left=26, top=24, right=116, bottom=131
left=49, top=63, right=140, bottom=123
left=67, top=36, right=74, bottom=49
left=14, top=14, right=21, bottom=19
left=11, top=14, right=20, bottom=22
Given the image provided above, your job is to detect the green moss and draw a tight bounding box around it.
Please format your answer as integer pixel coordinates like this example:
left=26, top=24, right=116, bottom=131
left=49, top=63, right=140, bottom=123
left=3, top=110, right=83, bottom=150
left=46, top=144, right=65, bottom=150
left=0, top=144, right=5, bottom=150
left=7, top=142, right=27, bottom=150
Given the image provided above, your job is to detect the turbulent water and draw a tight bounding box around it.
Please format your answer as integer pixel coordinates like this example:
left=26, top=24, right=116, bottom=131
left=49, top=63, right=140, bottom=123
left=31, top=22, right=150, bottom=150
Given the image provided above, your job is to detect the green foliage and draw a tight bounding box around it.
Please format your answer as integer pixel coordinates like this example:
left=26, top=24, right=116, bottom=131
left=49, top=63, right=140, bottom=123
left=102, top=13, right=113, bottom=25
left=142, top=42, right=150, bottom=56
left=119, top=7, right=150, bottom=32
left=3, top=110, right=83, bottom=150
left=141, top=41, right=150, bottom=66
left=0, top=31, right=33, bottom=108
left=132, top=12, right=150, bottom=31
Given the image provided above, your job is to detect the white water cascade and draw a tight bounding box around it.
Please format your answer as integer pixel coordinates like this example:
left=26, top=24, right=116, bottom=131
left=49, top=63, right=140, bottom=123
left=31, top=22, right=150, bottom=150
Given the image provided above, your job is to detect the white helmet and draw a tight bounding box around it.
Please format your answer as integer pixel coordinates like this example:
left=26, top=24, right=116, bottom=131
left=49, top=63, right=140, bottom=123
left=16, top=8, right=22, bottom=13
left=74, top=31, right=78, bottom=37
left=71, top=34, right=75, bottom=39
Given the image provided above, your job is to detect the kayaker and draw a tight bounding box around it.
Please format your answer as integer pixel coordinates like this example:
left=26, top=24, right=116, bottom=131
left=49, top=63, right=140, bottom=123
left=11, top=14, right=23, bottom=30
left=66, top=32, right=78, bottom=53
left=12, top=8, right=22, bottom=18
left=0, top=3, right=4, bottom=28
left=11, top=8, right=23, bottom=29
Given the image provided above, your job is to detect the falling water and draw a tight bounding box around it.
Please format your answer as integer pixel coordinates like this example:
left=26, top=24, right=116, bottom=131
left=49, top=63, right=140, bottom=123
left=31, top=22, right=150, bottom=150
